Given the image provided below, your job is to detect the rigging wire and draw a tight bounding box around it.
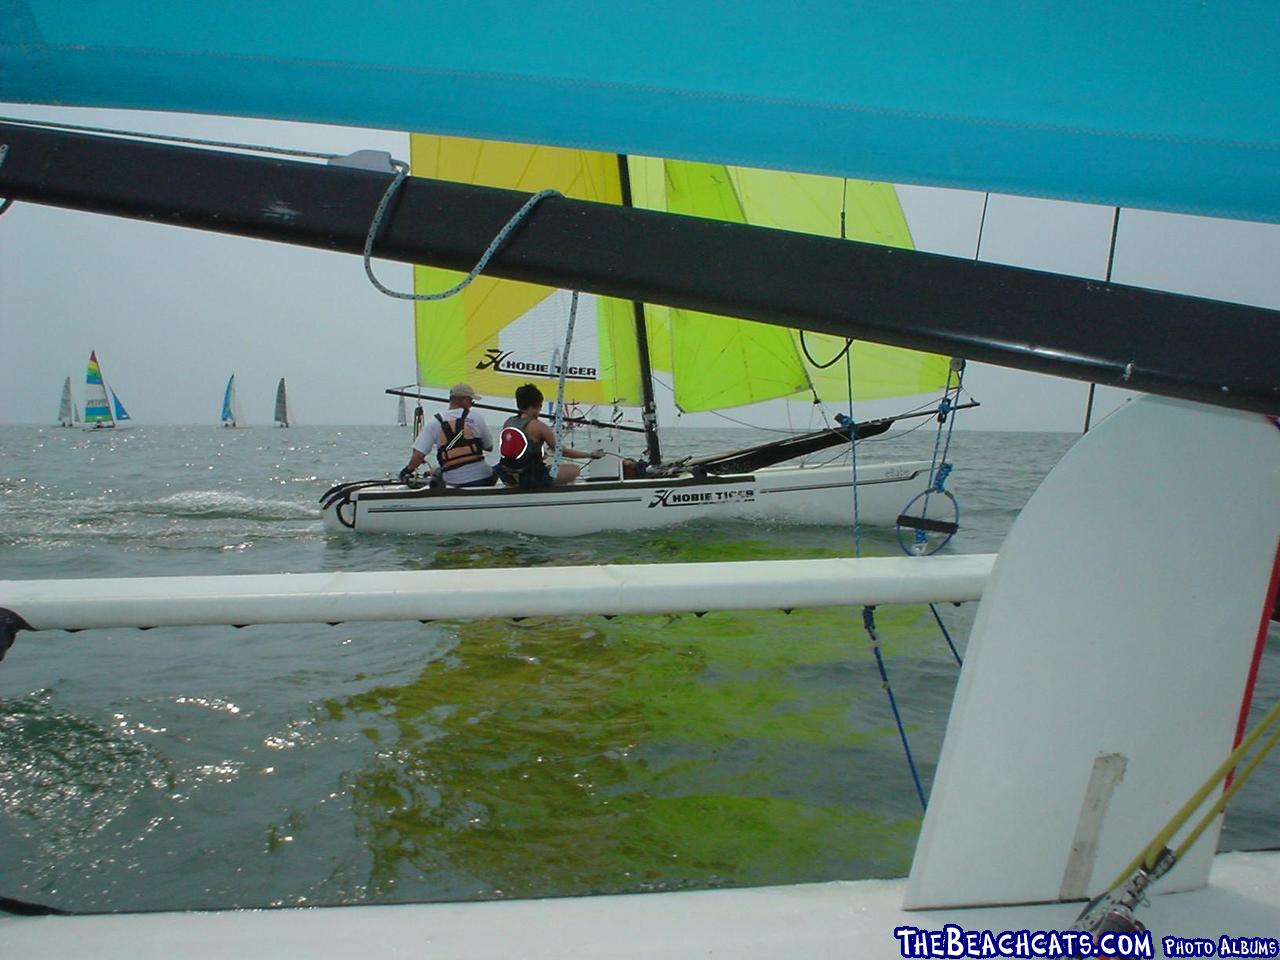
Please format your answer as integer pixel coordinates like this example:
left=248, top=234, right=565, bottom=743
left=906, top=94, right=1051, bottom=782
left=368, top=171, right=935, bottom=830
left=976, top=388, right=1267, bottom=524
left=548, top=291, right=581, bottom=479
left=930, top=603, right=963, bottom=667
left=1083, top=207, right=1123, bottom=434
left=974, top=192, right=991, bottom=260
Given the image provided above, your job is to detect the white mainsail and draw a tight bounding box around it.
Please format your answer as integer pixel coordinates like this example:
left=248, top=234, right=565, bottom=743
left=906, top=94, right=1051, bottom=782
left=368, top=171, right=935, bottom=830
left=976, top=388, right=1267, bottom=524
left=57, top=376, right=74, bottom=426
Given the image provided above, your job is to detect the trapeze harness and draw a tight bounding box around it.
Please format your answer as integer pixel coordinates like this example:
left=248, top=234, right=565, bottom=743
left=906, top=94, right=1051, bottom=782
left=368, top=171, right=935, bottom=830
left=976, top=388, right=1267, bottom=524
left=498, top=414, right=551, bottom=488
left=435, top=411, right=486, bottom=474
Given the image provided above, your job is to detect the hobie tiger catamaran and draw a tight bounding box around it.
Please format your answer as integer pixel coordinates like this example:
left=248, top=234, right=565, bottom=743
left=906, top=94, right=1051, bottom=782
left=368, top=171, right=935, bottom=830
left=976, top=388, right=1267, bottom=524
left=81, top=351, right=131, bottom=430
left=322, top=138, right=961, bottom=536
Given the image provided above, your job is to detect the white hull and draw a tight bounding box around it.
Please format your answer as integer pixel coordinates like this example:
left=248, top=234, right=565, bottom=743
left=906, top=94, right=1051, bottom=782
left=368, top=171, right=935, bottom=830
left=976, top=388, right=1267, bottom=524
left=79, top=422, right=134, bottom=431
left=322, top=461, right=931, bottom=536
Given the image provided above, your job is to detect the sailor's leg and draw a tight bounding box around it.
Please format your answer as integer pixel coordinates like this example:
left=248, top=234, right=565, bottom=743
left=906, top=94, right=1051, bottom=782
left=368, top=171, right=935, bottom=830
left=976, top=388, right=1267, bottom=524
left=554, top=462, right=583, bottom=485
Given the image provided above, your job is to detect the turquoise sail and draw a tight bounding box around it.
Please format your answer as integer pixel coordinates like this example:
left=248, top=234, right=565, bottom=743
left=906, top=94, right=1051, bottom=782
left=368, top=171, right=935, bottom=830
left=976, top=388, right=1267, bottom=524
left=221, top=374, right=236, bottom=426
left=112, top=392, right=131, bottom=421
left=1, top=2, right=1277, bottom=222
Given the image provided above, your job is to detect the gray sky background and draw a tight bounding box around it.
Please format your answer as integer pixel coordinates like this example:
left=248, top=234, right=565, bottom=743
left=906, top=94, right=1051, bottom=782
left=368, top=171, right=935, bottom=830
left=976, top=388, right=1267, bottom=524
left=3, top=105, right=1279, bottom=431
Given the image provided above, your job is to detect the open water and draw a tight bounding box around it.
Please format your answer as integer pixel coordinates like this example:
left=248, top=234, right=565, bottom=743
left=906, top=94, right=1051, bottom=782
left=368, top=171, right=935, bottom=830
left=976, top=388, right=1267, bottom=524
left=0, top=424, right=1275, bottom=912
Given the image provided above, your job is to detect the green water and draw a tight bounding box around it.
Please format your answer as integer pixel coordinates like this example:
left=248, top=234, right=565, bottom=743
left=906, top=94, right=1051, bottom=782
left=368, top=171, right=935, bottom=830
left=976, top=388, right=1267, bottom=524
left=0, top=425, right=1274, bottom=912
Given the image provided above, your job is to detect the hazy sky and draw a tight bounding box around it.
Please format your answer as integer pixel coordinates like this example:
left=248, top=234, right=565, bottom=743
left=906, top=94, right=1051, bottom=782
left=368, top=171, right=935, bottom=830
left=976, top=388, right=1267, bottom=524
left=3, top=105, right=1280, bottom=431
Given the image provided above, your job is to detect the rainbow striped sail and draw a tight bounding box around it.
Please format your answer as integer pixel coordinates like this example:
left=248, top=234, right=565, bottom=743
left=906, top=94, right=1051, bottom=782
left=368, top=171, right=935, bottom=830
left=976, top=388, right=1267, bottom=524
left=83, top=351, right=112, bottom=423
left=83, top=351, right=131, bottom=428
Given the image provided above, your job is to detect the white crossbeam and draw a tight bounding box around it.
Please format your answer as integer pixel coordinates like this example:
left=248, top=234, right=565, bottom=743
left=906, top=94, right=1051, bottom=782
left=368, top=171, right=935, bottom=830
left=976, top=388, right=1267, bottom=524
left=1, top=555, right=994, bottom=632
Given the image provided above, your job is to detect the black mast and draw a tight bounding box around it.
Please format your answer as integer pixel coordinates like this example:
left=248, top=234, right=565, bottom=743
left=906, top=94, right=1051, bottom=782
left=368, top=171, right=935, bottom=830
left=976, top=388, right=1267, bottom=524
left=616, top=154, right=663, bottom=466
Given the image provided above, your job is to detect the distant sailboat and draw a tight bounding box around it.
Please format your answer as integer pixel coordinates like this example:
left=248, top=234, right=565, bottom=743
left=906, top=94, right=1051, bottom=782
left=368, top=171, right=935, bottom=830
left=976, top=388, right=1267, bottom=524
left=274, top=378, right=292, bottom=427
left=397, top=395, right=407, bottom=427
left=82, top=351, right=133, bottom=430
left=57, top=376, right=75, bottom=427
left=221, top=374, right=243, bottom=427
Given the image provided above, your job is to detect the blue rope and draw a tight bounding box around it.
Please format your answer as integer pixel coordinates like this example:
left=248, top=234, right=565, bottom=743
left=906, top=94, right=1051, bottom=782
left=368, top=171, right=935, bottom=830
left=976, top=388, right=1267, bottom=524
left=916, top=371, right=953, bottom=545
left=911, top=365, right=966, bottom=548
left=863, top=606, right=928, bottom=811
left=841, top=349, right=925, bottom=808
left=934, top=366, right=965, bottom=485
left=930, top=603, right=963, bottom=667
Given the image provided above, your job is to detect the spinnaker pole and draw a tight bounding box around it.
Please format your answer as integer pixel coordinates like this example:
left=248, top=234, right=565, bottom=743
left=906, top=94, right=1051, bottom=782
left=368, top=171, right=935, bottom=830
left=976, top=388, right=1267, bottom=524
left=616, top=154, right=663, bottom=466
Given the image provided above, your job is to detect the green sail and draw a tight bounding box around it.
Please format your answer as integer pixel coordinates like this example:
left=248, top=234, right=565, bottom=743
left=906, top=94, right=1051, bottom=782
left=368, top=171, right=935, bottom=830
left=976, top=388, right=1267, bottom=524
left=410, top=136, right=950, bottom=415
left=630, top=159, right=950, bottom=412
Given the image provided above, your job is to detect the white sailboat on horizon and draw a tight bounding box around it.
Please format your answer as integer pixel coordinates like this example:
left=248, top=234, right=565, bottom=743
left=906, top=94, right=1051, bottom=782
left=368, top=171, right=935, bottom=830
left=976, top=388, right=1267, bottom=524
left=56, top=376, right=78, bottom=427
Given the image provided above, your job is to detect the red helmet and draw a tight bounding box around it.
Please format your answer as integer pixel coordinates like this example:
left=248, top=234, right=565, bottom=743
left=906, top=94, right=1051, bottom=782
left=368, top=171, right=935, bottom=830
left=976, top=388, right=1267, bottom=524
left=500, top=425, right=529, bottom=460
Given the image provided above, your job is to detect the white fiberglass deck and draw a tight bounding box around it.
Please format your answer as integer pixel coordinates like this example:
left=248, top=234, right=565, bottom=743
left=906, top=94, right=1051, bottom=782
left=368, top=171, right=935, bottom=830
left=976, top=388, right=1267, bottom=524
left=2, top=851, right=1276, bottom=960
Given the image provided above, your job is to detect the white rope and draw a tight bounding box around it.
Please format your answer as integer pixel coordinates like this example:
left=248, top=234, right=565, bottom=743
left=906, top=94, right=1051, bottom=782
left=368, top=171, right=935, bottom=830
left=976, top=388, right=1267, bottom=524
left=361, top=159, right=561, bottom=302
left=0, top=116, right=563, bottom=308
left=548, top=291, right=581, bottom=479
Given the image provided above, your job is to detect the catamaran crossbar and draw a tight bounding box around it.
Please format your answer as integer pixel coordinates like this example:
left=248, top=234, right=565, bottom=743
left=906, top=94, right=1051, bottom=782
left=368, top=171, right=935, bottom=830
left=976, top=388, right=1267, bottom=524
left=0, top=555, right=993, bottom=635
left=2, top=121, right=1279, bottom=415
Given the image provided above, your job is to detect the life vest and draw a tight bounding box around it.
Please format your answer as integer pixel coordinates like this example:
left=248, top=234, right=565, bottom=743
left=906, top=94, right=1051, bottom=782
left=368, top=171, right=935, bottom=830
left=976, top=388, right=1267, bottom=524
left=436, top=412, right=485, bottom=473
left=498, top=414, right=546, bottom=486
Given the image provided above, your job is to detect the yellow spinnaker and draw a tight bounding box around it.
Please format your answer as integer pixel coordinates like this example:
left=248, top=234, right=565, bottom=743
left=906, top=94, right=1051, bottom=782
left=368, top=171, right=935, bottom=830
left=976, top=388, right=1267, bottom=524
left=411, top=135, right=950, bottom=413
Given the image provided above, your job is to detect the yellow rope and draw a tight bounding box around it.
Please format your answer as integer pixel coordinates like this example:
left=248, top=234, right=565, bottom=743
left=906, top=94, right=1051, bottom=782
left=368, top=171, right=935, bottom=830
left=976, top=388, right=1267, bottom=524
left=1110, top=696, right=1280, bottom=887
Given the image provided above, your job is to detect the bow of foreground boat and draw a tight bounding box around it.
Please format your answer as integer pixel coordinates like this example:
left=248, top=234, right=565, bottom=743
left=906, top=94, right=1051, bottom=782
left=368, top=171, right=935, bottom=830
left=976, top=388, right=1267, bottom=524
left=4, top=851, right=1277, bottom=960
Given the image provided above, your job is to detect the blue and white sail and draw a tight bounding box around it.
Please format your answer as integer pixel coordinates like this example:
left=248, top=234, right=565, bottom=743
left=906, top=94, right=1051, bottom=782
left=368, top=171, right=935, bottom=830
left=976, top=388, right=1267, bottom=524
left=221, top=373, right=242, bottom=427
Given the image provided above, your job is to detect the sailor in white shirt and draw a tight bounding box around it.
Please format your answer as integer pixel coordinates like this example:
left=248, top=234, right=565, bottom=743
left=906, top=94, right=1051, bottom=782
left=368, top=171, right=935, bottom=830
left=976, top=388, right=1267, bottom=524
left=398, top=383, right=495, bottom=487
